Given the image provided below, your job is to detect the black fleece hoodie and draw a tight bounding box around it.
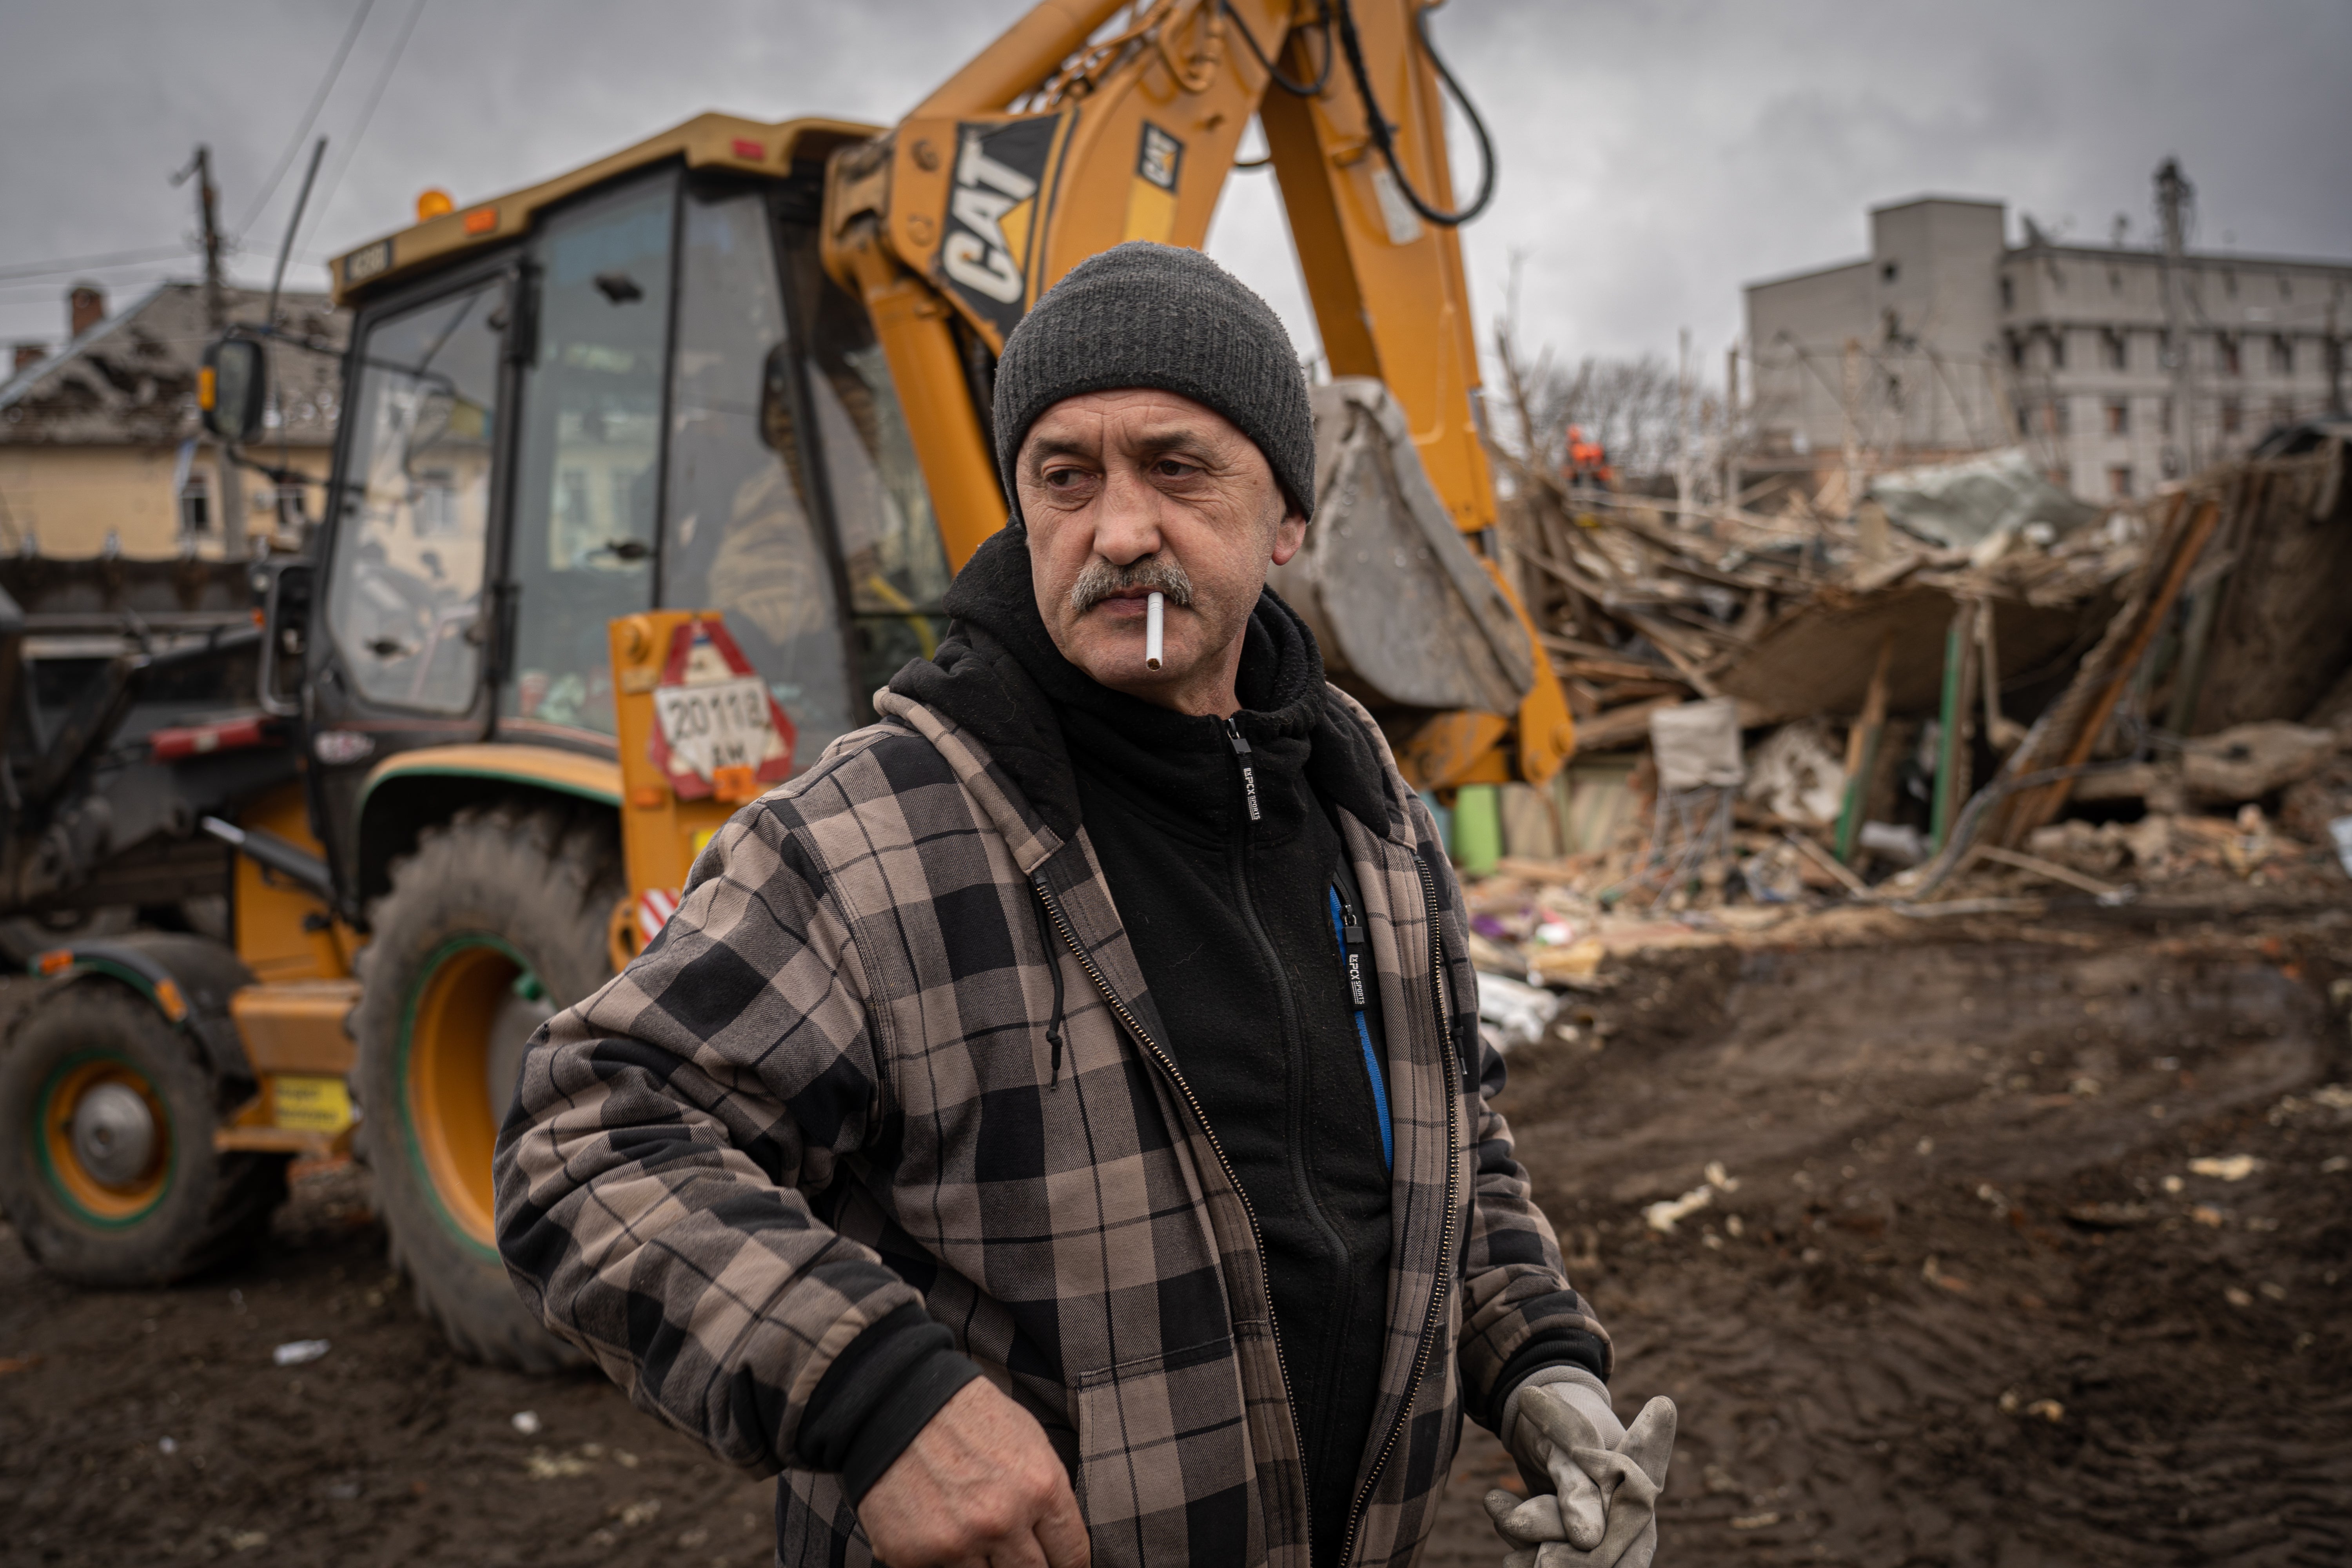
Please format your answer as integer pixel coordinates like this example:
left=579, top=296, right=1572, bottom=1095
left=899, top=530, right=1397, bottom=1566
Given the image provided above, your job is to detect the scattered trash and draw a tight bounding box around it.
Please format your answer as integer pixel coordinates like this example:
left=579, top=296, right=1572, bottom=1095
left=1475, top=970, right=1561, bottom=1053
left=2189, top=1155, right=2259, bottom=1182
left=272, top=1339, right=330, bottom=1367
left=525, top=1447, right=592, bottom=1481
left=1859, top=820, right=1927, bottom=866
left=1743, top=721, right=1846, bottom=827
left=1997, top=1389, right=2065, bottom=1422
left=1643, top=1185, right=1713, bottom=1233
left=158, top=1436, right=178, bottom=1454
left=511, top=1411, right=542, bottom=1436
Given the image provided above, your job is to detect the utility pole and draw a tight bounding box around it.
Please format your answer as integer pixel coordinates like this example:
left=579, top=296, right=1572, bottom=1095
left=172, top=145, right=228, bottom=331
left=1723, top=344, right=1741, bottom=507
left=1675, top=327, right=1694, bottom=517
left=171, top=144, right=239, bottom=548
left=1841, top=336, right=1864, bottom=517
left=2156, top=157, right=2197, bottom=476
left=2328, top=299, right=2345, bottom=417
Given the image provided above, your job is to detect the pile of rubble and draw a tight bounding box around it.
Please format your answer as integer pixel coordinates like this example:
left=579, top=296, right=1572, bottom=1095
left=1459, top=423, right=2352, bottom=1012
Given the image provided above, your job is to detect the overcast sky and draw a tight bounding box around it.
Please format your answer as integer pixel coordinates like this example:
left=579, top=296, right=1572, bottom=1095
left=4, top=0, right=2348, bottom=393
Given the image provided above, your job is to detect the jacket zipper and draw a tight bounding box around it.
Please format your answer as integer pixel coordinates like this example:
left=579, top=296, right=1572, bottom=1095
left=1334, top=853, right=1463, bottom=1568
left=1224, top=718, right=1263, bottom=822
left=1030, top=870, right=1312, bottom=1550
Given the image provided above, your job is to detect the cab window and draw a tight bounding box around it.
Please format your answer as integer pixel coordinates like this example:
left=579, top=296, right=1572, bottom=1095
left=661, top=185, right=857, bottom=758
left=326, top=277, right=504, bottom=713
left=503, top=172, right=675, bottom=736
left=784, top=225, right=952, bottom=707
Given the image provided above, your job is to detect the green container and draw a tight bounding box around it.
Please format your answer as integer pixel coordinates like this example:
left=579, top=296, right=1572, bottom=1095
left=1452, top=784, right=1502, bottom=878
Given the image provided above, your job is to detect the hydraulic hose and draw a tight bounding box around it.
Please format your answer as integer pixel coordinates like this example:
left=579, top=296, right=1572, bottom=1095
left=1330, top=0, right=1497, bottom=227
left=1220, top=0, right=1335, bottom=96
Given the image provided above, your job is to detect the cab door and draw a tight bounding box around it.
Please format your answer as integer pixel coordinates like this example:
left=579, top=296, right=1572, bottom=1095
left=306, top=255, right=519, bottom=887
left=657, top=172, right=953, bottom=763
left=495, top=170, right=677, bottom=745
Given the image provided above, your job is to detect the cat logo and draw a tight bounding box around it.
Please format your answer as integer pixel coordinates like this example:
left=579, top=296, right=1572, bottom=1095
left=937, top=118, right=1059, bottom=336
left=1123, top=123, right=1185, bottom=245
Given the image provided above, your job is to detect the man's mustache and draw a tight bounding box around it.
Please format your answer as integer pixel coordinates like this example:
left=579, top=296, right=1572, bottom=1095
left=1068, top=556, right=1194, bottom=614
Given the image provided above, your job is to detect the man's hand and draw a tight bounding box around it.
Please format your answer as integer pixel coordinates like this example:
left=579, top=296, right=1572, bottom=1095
left=857, top=1377, right=1091, bottom=1568
left=1485, top=1370, right=1675, bottom=1568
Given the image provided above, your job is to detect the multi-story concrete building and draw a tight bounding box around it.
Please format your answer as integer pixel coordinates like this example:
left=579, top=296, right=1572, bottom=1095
left=1744, top=189, right=2351, bottom=503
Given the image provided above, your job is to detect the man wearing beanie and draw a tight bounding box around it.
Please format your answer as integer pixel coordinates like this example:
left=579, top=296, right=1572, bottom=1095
left=496, top=243, right=1660, bottom=1568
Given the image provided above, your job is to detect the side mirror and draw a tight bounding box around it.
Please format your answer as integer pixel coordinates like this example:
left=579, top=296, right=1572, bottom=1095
left=200, top=337, right=268, bottom=444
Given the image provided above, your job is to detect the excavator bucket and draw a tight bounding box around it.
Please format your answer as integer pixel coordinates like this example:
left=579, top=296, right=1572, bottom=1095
left=1272, top=378, right=1535, bottom=718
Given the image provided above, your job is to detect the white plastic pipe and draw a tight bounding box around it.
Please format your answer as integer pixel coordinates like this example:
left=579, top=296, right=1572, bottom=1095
left=1144, top=591, right=1164, bottom=670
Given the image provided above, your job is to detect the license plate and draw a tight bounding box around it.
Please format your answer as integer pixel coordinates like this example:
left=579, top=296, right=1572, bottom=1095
left=272, top=1075, right=352, bottom=1133
left=652, top=676, right=774, bottom=781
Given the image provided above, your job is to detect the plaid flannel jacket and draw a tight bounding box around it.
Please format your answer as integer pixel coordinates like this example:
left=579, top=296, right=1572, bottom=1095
left=494, top=684, right=1609, bottom=1567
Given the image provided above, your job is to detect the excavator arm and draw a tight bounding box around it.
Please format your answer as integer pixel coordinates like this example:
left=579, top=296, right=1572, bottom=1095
left=821, top=0, right=1575, bottom=786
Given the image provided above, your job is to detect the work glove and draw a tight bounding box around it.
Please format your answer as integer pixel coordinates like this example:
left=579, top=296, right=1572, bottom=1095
left=1484, top=1367, right=1675, bottom=1568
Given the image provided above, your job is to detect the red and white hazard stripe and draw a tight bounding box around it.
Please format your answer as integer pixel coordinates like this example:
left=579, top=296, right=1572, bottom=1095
left=636, top=888, right=681, bottom=946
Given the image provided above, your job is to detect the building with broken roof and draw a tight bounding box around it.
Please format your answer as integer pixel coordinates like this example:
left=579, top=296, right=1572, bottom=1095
left=1744, top=192, right=2352, bottom=505
left=0, top=281, right=345, bottom=558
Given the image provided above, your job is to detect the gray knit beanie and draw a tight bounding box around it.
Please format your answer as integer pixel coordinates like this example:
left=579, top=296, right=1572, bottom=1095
left=992, top=242, right=1315, bottom=525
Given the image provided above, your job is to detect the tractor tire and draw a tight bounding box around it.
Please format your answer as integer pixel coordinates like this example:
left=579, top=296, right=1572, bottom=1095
left=350, top=801, right=620, bottom=1372
left=0, top=981, right=287, bottom=1285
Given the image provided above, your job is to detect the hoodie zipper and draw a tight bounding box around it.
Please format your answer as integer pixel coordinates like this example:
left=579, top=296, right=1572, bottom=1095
left=1334, top=852, right=1463, bottom=1568
left=1224, top=717, right=1263, bottom=823
left=1030, top=870, right=1312, bottom=1549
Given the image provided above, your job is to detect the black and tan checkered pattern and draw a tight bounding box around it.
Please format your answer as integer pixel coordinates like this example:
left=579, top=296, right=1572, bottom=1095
left=494, top=684, right=1609, bottom=1567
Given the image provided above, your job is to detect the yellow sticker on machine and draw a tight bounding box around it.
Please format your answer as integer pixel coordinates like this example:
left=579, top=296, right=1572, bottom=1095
left=272, top=1075, right=352, bottom=1133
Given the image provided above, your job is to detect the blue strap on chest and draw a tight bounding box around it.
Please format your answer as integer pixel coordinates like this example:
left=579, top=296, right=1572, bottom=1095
left=1328, top=883, right=1394, bottom=1171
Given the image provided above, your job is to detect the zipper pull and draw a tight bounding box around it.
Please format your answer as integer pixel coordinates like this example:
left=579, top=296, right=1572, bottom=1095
left=1224, top=717, right=1262, bottom=823
left=1334, top=883, right=1368, bottom=1007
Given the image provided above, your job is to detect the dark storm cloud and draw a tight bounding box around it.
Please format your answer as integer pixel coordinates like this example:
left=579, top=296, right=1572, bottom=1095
left=4, top=0, right=2347, bottom=385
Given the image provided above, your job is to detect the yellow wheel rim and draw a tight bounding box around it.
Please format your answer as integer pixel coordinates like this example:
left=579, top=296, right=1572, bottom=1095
left=400, top=938, right=524, bottom=1253
left=38, top=1054, right=172, bottom=1224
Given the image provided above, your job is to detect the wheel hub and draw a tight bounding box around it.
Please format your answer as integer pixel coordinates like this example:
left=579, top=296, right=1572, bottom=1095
left=71, top=1081, right=158, bottom=1188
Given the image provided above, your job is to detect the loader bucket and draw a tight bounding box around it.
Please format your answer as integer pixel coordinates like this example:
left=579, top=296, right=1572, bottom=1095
left=1270, top=378, right=1535, bottom=718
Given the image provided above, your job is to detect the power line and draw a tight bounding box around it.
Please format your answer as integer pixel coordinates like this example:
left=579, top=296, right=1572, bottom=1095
left=297, top=0, right=429, bottom=261
left=0, top=245, right=191, bottom=285
left=235, top=0, right=379, bottom=237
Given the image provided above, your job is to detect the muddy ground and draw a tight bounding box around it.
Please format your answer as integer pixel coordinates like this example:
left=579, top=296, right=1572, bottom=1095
left=5, top=899, right=2348, bottom=1566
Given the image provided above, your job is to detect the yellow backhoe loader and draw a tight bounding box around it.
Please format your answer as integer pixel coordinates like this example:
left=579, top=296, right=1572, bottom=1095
left=0, top=0, right=1572, bottom=1368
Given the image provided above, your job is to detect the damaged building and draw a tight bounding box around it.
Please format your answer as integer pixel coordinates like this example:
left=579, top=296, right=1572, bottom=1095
left=0, top=281, right=344, bottom=558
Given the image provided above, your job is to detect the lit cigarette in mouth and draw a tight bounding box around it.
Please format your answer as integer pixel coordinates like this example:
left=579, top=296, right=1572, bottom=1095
left=1144, top=591, right=1165, bottom=671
